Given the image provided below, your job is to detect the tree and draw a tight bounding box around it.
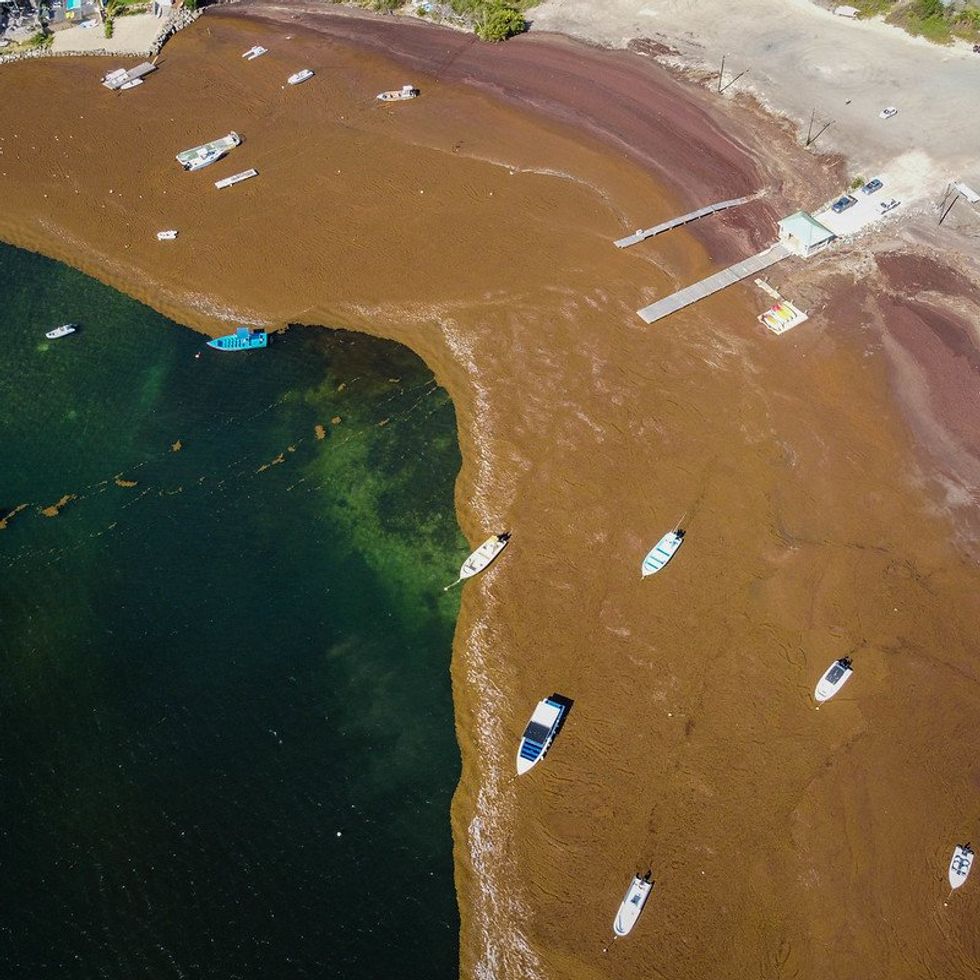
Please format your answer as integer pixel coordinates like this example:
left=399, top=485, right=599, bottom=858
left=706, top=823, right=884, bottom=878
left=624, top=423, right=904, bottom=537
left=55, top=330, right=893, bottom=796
left=475, top=2, right=526, bottom=42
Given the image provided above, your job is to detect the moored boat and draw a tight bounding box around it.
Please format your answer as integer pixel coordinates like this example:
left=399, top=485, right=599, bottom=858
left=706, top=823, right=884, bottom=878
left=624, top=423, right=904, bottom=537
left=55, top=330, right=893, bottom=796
left=45, top=323, right=77, bottom=340
left=613, top=871, right=654, bottom=937
left=516, top=694, right=568, bottom=775
left=119, top=79, right=143, bottom=91
left=176, top=132, right=242, bottom=172
left=641, top=529, right=684, bottom=577
left=377, top=84, right=419, bottom=102
left=444, top=532, right=510, bottom=590
left=207, top=327, right=268, bottom=351
left=814, top=656, right=853, bottom=703
left=949, top=843, right=974, bottom=890
left=288, top=69, right=314, bottom=85
left=156, top=230, right=178, bottom=241
left=242, top=45, right=268, bottom=60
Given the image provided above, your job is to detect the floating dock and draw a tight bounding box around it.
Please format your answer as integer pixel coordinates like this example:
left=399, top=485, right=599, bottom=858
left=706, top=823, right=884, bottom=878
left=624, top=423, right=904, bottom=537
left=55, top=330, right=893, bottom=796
left=215, top=169, right=258, bottom=189
left=614, top=195, right=756, bottom=249
left=637, top=244, right=790, bottom=324
left=102, top=62, right=156, bottom=91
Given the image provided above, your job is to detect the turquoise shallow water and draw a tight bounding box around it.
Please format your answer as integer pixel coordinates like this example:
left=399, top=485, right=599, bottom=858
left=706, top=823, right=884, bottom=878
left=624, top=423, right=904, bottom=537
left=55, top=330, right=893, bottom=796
left=0, top=241, right=463, bottom=978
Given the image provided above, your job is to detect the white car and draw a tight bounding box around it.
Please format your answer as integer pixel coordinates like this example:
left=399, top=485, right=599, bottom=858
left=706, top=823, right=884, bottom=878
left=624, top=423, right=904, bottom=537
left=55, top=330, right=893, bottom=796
left=879, top=106, right=898, bottom=119
left=878, top=198, right=900, bottom=214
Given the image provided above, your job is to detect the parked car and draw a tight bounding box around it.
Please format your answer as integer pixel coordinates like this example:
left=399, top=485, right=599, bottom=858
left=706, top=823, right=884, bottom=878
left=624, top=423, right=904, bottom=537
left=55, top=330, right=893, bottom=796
left=831, top=195, right=858, bottom=214
left=878, top=198, right=900, bottom=214
left=861, top=178, right=883, bottom=195
left=879, top=106, right=898, bottom=119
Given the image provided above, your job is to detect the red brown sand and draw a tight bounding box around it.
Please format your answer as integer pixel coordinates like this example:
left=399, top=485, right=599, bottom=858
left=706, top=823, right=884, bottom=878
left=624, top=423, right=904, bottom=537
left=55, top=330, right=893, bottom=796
left=1, top=11, right=978, bottom=979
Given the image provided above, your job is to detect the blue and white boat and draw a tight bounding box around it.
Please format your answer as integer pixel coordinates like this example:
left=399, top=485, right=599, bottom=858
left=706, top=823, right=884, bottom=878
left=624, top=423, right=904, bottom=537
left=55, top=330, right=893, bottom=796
left=641, top=529, right=684, bottom=577
left=516, top=694, right=567, bottom=775
left=613, top=871, right=654, bottom=937
left=948, top=843, right=973, bottom=890
left=207, top=327, right=268, bottom=352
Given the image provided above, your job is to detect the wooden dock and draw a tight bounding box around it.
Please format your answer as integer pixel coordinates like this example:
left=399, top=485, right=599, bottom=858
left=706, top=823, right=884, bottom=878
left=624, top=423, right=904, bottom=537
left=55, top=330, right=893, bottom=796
left=614, top=195, right=756, bottom=249
left=637, top=244, right=791, bottom=324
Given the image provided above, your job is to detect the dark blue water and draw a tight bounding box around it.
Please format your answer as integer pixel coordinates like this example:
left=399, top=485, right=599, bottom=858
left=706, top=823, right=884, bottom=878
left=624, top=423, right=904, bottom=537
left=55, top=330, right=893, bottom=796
left=0, top=241, right=463, bottom=978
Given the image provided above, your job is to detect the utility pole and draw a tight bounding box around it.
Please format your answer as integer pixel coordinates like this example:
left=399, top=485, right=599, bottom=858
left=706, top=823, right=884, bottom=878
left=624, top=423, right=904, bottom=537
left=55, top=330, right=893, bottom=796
left=720, top=69, right=749, bottom=93
left=805, top=108, right=816, bottom=147
left=938, top=193, right=959, bottom=226
left=718, top=54, right=726, bottom=93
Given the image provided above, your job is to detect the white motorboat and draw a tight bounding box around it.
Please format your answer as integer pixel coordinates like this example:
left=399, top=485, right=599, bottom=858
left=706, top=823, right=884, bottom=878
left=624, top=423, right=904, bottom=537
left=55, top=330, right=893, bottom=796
left=444, top=532, right=510, bottom=590
left=641, top=529, right=684, bottom=577
left=613, top=871, right=654, bottom=937
left=242, top=45, right=268, bottom=60
left=814, top=657, right=853, bottom=703
left=288, top=69, right=314, bottom=85
left=119, top=79, right=143, bottom=91
left=377, top=84, right=419, bottom=102
left=516, top=694, right=568, bottom=775
left=156, top=230, right=178, bottom=241
left=45, top=323, right=77, bottom=340
left=176, top=132, right=242, bottom=172
left=949, top=843, right=974, bottom=890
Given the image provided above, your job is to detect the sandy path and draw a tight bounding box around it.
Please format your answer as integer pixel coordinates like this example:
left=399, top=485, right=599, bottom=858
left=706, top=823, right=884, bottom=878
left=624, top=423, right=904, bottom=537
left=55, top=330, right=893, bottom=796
left=1, top=13, right=979, bottom=979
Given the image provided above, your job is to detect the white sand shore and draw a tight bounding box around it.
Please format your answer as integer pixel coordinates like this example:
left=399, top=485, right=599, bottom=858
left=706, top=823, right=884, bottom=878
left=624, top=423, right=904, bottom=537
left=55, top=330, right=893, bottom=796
left=531, top=0, right=980, bottom=205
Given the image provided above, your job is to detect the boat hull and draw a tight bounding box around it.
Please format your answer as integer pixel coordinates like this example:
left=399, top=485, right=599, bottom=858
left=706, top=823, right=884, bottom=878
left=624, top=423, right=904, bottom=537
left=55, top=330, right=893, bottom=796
left=45, top=324, right=77, bottom=340
left=614, top=875, right=653, bottom=936
left=949, top=845, right=974, bottom=889
left=641, top=530, right=684, bottom=577
left=516, top=695, right=567, bottom=775
left=814, top=658, right=853, bottom=702
left=207, top=328, right=268, bottom=351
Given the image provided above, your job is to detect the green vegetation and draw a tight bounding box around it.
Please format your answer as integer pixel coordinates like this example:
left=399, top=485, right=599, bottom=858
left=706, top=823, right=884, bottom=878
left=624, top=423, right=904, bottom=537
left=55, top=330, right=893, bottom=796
left=850, top=175, right=866, bottom=190
left=474, top=1, right=526, bottom=40
left=27, top=29, right=53, bottom=49
left=856, top=0, right=980, bottom=44
left=365, top=0, right=530, bottom=41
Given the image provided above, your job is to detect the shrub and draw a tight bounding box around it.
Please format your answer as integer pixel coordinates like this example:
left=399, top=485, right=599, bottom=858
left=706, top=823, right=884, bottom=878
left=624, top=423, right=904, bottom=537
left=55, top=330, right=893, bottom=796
left=475, top=2, right=526, bottom=41
left=27, top=29, right=53, bottom=49
left=373, top=0, right=401, bottom=11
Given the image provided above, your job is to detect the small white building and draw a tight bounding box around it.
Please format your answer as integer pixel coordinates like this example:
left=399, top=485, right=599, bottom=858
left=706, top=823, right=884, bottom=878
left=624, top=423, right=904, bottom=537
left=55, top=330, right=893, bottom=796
left=778, top=211, right=836, bottom=258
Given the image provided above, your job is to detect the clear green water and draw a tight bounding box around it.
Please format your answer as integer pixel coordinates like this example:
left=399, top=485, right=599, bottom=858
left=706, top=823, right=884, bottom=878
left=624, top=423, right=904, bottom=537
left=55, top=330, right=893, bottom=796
left=0, top=241, right=463, bottom=978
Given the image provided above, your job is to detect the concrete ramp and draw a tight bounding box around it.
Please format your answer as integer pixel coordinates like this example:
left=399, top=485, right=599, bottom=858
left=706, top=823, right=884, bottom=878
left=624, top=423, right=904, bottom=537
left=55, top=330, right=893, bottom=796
left=637, top=244, right=791, bottom=324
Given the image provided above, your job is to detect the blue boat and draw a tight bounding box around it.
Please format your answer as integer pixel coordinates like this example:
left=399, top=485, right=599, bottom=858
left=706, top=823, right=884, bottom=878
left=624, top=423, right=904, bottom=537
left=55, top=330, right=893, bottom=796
left=516, top=694, right=568, bottom=775
left=207, top=327, right=268, bottom=352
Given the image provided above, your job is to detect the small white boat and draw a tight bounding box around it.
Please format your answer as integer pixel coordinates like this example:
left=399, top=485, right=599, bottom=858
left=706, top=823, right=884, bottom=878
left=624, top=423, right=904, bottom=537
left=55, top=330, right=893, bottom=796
left=444, top=532, right=510, bottom=590
left=814, top=656, right=853, bottom=703
left=949, top=843, right=974, bottom=890
left=45, top=323, right=77, bottom=340
left=516, top=694, right=568, bottom=775
left=242, top=45, right=268, bottom=60
left=156, top=230, right=178, bottom=241
left=641, top=529, right=684, bottom=577
left=613, top=871, right=654, bottom=937
left=377, top=84, right=419, bottom=102
left=288, top=69, right=314, bottom=85
left=119, top=78, right=143, bottom=91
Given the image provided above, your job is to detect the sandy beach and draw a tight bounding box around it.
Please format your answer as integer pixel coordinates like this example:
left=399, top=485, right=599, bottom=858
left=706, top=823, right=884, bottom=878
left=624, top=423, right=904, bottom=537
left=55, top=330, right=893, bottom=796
left=1, top=6, right=979, bottom=978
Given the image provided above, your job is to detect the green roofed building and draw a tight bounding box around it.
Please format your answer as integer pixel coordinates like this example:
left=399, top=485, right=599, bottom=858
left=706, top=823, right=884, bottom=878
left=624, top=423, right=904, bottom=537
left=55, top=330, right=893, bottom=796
left=778, top=211, right=836, bottom=258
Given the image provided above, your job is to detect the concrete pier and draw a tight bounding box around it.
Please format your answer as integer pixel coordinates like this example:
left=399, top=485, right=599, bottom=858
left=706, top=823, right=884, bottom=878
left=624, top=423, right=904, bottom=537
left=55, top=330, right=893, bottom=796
left=637, top=244, right=791, bottom=324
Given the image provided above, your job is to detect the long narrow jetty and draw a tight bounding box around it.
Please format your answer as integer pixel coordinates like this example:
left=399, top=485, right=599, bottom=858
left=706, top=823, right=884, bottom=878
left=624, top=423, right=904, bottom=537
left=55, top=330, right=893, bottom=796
left=637, top=244, right=791, bottom=324
left=614, top=195, right=756, bottom=249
